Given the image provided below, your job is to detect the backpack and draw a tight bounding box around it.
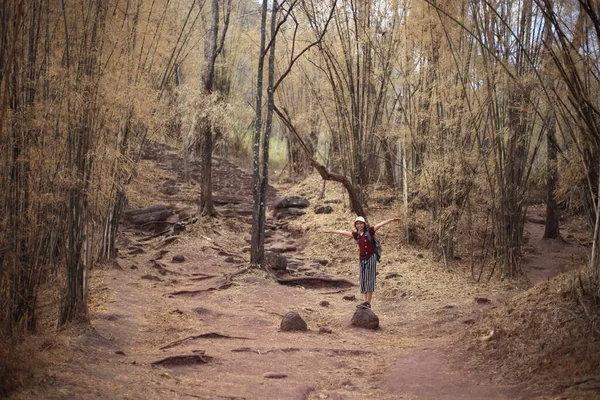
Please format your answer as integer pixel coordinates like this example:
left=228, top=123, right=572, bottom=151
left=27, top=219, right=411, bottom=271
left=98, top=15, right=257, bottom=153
left=365, top=230, right=381, bottom=262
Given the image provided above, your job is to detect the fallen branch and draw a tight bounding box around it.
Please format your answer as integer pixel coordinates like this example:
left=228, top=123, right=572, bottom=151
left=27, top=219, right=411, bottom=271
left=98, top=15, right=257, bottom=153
left=138, top=216, right=197, bottom=242
left=231, top=347, right=373, bottom=356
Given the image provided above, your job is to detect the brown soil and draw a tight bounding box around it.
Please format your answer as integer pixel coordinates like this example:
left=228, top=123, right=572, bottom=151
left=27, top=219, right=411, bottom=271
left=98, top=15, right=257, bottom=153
left=9, top=141, right=599, bottom=400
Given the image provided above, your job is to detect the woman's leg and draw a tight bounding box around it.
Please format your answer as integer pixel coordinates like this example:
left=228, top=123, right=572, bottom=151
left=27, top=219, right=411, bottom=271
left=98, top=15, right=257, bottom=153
left=360, top=256, right=377, bottom=303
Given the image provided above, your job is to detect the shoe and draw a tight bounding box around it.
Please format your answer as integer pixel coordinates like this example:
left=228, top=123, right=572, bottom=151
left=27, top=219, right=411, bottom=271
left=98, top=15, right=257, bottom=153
left=357, top=302, right=371, bottom=309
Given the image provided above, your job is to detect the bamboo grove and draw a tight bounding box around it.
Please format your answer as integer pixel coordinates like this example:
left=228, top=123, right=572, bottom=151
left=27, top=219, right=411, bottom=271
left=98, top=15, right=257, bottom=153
left=1, top=0, right=600, bottom=342
left=0, top=0, right=199, bottom=336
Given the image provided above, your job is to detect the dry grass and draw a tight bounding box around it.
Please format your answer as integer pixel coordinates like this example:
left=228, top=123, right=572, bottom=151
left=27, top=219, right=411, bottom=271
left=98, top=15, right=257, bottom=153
left=0, top=275, right=74, bottom=397
left=281, top=172, right=600, bottom=395
left=459, top=273, right=600, bottom=392
left=4, top=168, right=599, bottom=398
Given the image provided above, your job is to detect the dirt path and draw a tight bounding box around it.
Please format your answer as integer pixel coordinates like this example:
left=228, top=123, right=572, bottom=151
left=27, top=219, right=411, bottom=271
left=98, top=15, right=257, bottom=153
left=12, top=142, right=592, bottom=400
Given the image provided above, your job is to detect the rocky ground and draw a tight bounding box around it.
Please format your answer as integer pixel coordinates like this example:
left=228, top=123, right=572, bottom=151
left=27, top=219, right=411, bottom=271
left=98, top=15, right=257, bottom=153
left=9, top=140, right=599, bottom=400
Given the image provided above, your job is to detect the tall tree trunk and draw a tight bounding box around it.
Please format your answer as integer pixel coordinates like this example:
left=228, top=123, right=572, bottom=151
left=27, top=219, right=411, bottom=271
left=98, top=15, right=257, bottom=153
left=543, top=111, right=561, bottom=239
left=199, top=0, right=219, bottom=217
left=256, top=0, right=279, bottom=267
left=176, top=64, right=191, bottom=183
left=541, top=3, right=561, bottom=240
left=251, top=0, right=269, bottom=266
left=382, top=138, right=396, bottom=187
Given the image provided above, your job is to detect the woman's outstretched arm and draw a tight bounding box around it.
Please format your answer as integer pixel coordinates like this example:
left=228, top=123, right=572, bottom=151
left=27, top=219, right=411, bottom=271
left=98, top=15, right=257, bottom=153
left=373, top=217, right=402, bottom=232
left=320, top=229, right=354, bottom=239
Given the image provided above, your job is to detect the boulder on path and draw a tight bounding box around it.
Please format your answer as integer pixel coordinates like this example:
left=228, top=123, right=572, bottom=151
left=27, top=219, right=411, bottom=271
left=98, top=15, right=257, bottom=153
left=314, top=205, right=334, bottom=214
left=274, top=207, right=306, bottom=220
left=266, top=243, right=297, bottom=254
left=172, top=254, right=185, bottom=263
left=265, top=252, right=287, bottom=270
left=351, top=308, right=379, bottom=329
left=280, top=311, right=308, bottom=332
left=274, top=196, right=309, bottom=209
left=122, top=205, right=172, bottom=225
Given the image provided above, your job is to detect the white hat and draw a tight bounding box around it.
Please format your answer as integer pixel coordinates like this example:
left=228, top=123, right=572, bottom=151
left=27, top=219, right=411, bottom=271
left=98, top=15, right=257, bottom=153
left=354, top=216, right=366, bottom=228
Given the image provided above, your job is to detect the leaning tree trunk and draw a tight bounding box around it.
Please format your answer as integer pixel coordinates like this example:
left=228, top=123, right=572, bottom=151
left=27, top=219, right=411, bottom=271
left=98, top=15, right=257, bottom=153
left=274, top=105, right=367, bottom=217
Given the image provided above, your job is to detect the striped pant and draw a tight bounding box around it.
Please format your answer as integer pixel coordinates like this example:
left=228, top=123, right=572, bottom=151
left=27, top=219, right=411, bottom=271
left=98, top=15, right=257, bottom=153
left=359, top=254, right=377, bottom=293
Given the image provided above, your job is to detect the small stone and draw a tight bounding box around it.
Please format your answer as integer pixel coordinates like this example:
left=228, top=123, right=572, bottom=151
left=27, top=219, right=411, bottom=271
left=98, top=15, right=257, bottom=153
left=342, top=294, right=356, bottom=301
left=319, top=327, right=333, bottom=334
left=173, top=221, right=185, bottom=233
left=172, top=255, right=185, bottom=263
left=280, top=311, right=308, bottom=332
left=115, top=350, right=126, bottom=356
left=417, top=253, right=424, bottom=259
left=351, top=308, right=379, bottom=329
left=319, top=301, right=330, bottom=307
left=475, top=297, right=491, bottom=304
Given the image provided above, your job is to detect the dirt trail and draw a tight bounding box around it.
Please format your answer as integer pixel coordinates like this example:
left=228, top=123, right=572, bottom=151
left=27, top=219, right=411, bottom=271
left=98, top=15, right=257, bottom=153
left=12, top=142, right=592, bottom=400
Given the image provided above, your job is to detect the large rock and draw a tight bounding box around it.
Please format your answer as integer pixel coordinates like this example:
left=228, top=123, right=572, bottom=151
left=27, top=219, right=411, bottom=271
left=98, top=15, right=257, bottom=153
left=351, top=308, right=379, bottom=329
left=265, top=252, right=287, bottom=270
left=266, top=242, right=297, bottom=253
left=280, top=311, right=308, bottom=332
left=274, top=208, right=307, bottom=220
left=124, top=207, right=172, bottom=225
left=274, top=196, right=309, bottom=209
left=314, top=205, right=334, bottom=214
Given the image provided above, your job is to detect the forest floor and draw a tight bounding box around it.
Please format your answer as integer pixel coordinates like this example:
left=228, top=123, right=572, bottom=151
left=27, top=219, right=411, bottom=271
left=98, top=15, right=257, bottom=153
left=9, top=140, right=600, bottom=400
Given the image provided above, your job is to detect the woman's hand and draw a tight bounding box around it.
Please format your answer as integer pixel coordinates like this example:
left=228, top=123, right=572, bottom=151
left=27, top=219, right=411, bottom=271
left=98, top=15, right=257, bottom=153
left=373, top=217, right=402, bottom=231
left=321, top=229, right=354, bottom=238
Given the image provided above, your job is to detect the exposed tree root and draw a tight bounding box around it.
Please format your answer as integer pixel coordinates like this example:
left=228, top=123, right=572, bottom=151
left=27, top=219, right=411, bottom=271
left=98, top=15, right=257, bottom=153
left=276, top=276, right=354, bottom=288
left=151, top=353, right=211, bottom=366
left=160, top=332, right=252, bottom=350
